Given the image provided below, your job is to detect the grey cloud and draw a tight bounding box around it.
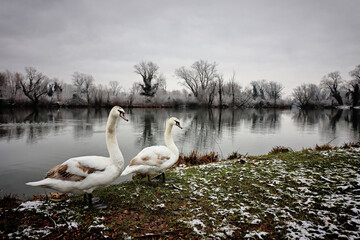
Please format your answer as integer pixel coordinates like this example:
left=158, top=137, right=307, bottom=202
left=0, top=0, right=359, bottom=94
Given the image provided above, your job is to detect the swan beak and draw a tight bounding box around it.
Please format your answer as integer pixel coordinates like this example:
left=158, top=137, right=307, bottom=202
left=177, top=124, right=183, bottom=129
left=120, top=113, right=128, bottom=121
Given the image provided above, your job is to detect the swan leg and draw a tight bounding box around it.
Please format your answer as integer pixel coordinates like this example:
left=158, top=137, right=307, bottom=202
left=162, top=172, right=166, bottom=183
left=83, top=194, right=87, bottom=204
left=148, top=175, right=151, bottom=182
left=88, top=193, right=93, bottom=207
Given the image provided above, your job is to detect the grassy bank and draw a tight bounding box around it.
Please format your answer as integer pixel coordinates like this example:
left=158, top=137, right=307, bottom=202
left=1, top=144, right=360, bottom=239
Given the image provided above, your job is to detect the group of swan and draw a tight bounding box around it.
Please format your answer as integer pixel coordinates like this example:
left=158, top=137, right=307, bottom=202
left=26, top=106, right=182, bottom=207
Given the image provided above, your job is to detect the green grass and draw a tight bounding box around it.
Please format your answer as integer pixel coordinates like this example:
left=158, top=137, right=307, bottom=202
left=1, top=144, right=360, bottom=239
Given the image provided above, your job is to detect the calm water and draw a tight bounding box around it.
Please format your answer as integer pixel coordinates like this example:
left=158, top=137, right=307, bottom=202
left=0, top=107, right=359, bottom=198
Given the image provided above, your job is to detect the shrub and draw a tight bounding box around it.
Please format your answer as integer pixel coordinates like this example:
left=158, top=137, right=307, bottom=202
left=268, top=146, right=293, bottom=154
left=315, top=144, right=334, bottom=151
left=176, top=150, right=219, bottom=166
left=227, top=151, right=242, bottom=160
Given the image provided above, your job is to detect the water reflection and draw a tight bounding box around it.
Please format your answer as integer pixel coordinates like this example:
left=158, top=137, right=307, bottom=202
left=0, top=108, right=359, bottom=148
left=0, top=109, right=66, bottom=143
left=1, top=107, right=359, bottom=197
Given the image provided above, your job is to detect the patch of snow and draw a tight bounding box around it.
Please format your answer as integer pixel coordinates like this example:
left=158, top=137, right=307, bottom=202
left=18, top=200, right=43, bottom=211
left=89, top=224, right=106, bottom=229
left=244, top=231, right=268, bottom=239
left=183, top=219, right=206, bottom=235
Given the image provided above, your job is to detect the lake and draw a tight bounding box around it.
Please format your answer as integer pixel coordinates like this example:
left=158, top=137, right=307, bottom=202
left=0, top=107, right=359, bottom=198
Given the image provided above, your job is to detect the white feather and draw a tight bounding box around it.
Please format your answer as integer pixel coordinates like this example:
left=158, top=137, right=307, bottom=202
left=26, top=106, right=127, bottom=195
left=121, top=117, right=181, bottom=177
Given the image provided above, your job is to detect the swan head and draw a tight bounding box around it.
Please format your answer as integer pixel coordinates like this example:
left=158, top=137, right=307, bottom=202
left=111, top=106, right=128, bottom=121
left=168, top=117, right=182, bottom=129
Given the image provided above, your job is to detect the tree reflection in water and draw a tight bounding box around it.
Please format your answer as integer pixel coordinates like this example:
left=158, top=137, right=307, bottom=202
left=0, top=107, right=359, bottom=150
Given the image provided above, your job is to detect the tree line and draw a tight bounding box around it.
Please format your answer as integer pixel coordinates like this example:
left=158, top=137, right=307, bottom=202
left=0, top=61, right=359, bottom=109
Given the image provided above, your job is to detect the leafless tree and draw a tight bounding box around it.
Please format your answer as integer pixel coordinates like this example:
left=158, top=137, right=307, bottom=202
left=265, top=81, right=284, bottom=106
left=175, top=59, right=218, bottom=100
left=83, top=76, right=94, bottom=104
left=251, top=80, right=267, bottom=100
left=237, top=87, right=253, bottom=107
left=19, top=67, right=49, bottom=106
left=109, top=80, right=121, bottom=96
left=0, top=72, right=5, bottom=98
left=207, top=81, right=217, bottom=107
left=157, top=73, right=167, bottom=93
left=134, top=61, right=159, bottom=97
left=72, top=72, right=94, bottom=104
left=105, top=87, right=112, bottom=106
left=224, top=73, right=241, bottom=107
left=72, top=72, right=86, bottom=94
left=320, top=71, right=344, bottom=105
left=217, top=75, right=224, bottom=107
left=92, top=84, right=105, bottom=106
left=127, top=82, right=138, bottom=107
left=293, top=83, right=322, bottom=108
left=47, top=78, right=63, bottom=102
left=0, top=70, right=22, bottom=102
left=346, top=64, right=360, bottom=107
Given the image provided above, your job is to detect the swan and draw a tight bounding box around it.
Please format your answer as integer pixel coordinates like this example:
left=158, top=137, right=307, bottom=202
left=26, top=106, right=128, bottom=207
left=121, top=117, right=182, bottom=182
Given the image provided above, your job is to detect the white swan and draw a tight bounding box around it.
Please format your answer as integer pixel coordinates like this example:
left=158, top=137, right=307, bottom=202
left=121, top=117, right=182, bottom=182
left=26, top=106, right=128, bottom=206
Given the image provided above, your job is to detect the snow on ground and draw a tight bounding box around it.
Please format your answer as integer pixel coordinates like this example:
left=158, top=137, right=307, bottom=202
left=6, top=146, right=360, bottom=239
left=172, top=147, right=360, bottom=238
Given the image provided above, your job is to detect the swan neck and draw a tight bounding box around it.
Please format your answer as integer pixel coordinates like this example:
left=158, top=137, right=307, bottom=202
left=106, top=116, right=124, bottom=167
left=164, top=123, right=179, bottom=156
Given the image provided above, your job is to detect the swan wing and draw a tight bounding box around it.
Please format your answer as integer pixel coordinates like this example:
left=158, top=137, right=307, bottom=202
left=44, top=156, right=109, bottom=182
left=129, top=146, right=174, bottom=167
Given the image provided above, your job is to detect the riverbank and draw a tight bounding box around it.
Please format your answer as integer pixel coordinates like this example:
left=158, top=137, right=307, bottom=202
left=1, top=143, right=360, bottom=239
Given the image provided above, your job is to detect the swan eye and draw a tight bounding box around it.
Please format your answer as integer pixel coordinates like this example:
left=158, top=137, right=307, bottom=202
left=175, top=120, right=180, bottom=126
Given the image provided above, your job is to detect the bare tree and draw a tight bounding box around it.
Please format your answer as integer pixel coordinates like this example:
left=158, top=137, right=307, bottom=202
left=109, top=80, right=121, bottom=96
left=134, top=61, right=159, bottom=97
left=83, top=76, right=94, bottom=104
left=346, top=64, right=360, bottom=107
left=105, top=87, right=112, bottom=106
left=47, top=78, right=63, bottom=102
left=207, top=81, right=217, bottom=107
left=251, top=80, right=267, bottom=100
left=0, top=70, right=22, bottom=102
left=0, top=72, right=5, bottom=98
left=293, top=83, right=322, bottom=108
left=127, top=82, right=138, bottom=107
left=175, top=59, right=218, bottom=100
left=72, top=72, right=94, bottom=104
left=237, top=87, right=253, bottom=107
left=320, top=71, right=344, bottom=105
left=224, top=73, right=241, bottom=107
left=72, top=72, right=86, bottom=95
left=157, top=73, right=167, bottom=93
left=217, top=75, right=224, bottom=107
left=93, top=84, right=105, bottom=106
left=20, top=67, right=49, bottom=106
left=265, top=81, right=283, bottom=106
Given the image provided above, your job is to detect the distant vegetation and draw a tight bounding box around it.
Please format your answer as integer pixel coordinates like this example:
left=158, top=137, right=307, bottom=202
left=0, top=61, right=359, bottom=109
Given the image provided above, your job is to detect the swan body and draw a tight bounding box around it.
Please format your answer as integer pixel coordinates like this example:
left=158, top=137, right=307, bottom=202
left=26, top=106, right=128, bottom=201
left=121, top=117, right=182, bottom=181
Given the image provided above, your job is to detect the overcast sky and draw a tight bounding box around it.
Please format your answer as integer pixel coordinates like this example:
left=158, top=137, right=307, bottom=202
left=1, top=0, right=359, bottom=96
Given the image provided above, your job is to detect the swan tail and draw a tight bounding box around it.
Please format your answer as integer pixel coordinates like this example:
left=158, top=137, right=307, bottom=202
left=121, top=166, right=134, bottom=176
left=26, top=179, right=51, bottom=188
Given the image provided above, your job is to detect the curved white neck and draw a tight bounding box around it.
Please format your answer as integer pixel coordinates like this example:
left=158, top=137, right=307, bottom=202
left=106, top=116, right=124, bottom=168
left=164, top=123, right=179, bottom=157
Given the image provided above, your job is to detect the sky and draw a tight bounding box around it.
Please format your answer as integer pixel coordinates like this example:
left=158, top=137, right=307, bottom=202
left=1, top=0, right=359, bottom=96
